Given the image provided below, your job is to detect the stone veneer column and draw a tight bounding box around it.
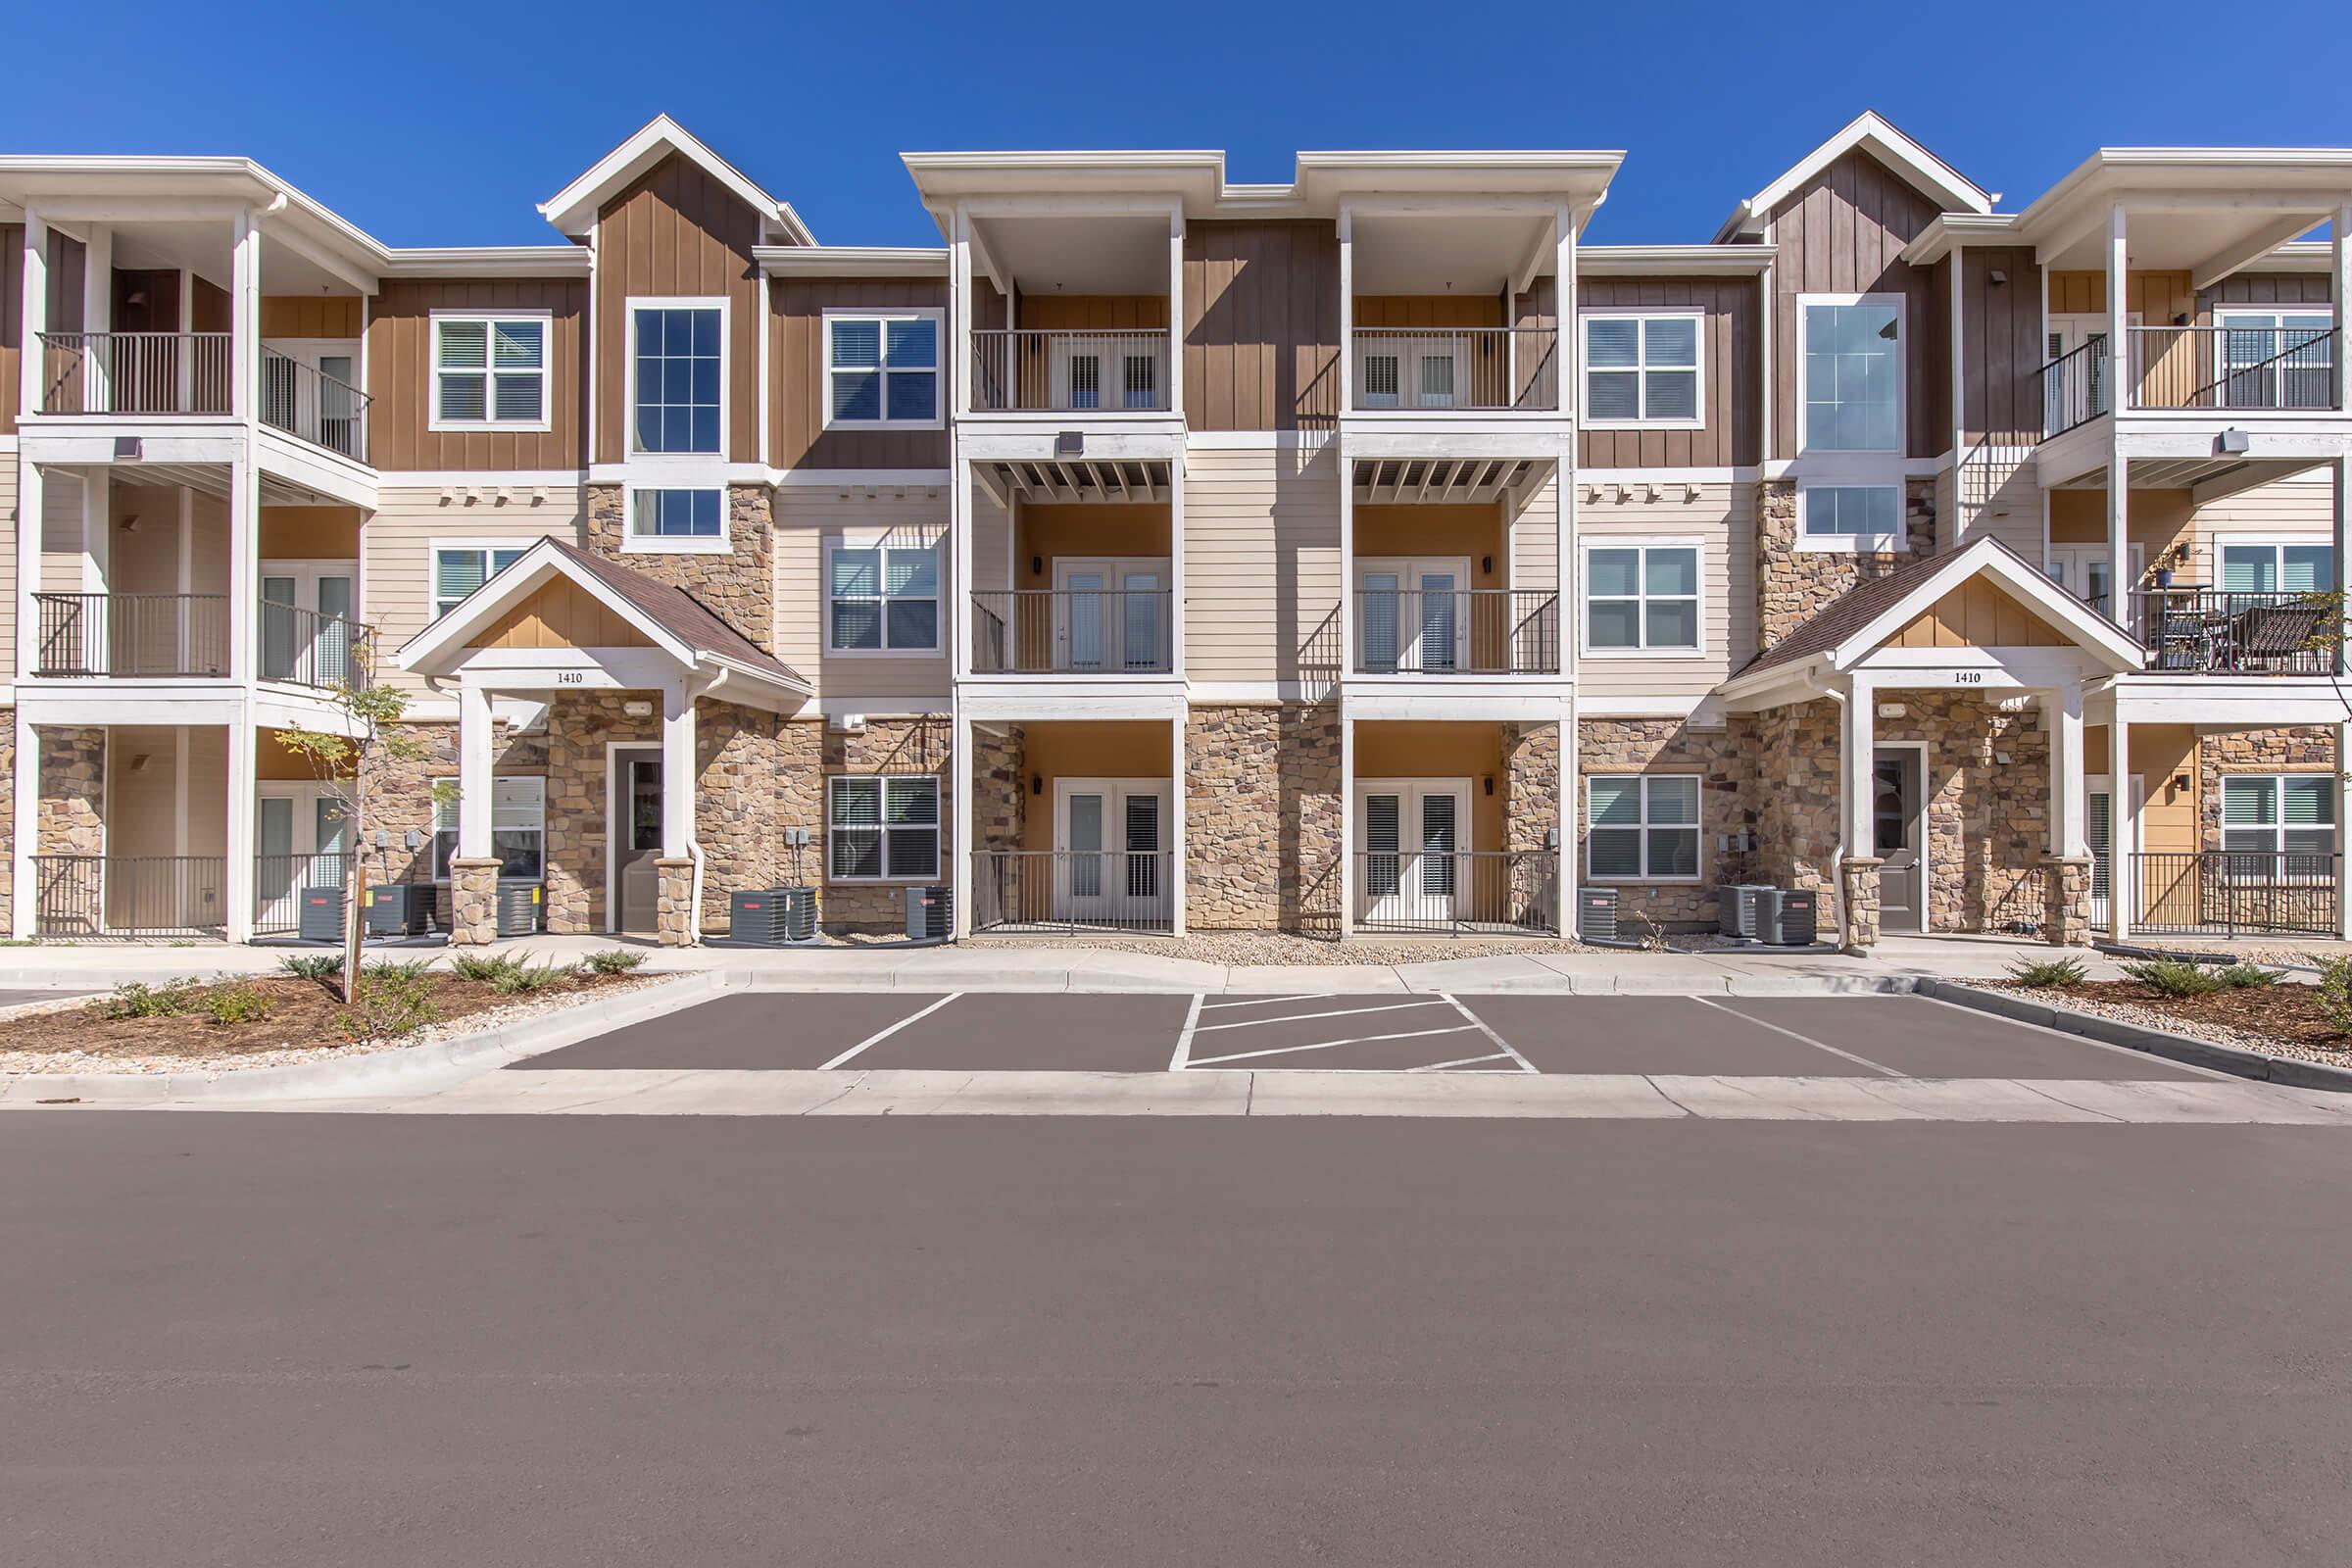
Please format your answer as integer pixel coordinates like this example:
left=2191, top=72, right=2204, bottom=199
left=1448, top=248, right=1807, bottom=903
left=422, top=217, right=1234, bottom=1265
left=1838, top=858, right=1883, bottom=952
left=448, top=858, right=502, bottom=946
left=2042, top=856, right=2092, bottom=948
left=655, top=858, right=695, bottom=946
left=35, top=726, right=107, bottom=857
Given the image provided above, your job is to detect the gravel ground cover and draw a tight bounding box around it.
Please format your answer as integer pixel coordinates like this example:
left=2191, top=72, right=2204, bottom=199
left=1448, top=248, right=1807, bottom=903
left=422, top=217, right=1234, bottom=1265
left=1970, top=977, right=2352, bottom=1070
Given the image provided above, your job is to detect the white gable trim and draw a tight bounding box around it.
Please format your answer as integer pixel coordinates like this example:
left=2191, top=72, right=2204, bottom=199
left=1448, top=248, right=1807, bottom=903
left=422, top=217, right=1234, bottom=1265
left=1719, top=112, right=1992, bottom=239
left=539, top=114, right=814, bottom=245
left=1830, top=537, right=2145, bottom=673
left=396, top=538, right=700, bottom=674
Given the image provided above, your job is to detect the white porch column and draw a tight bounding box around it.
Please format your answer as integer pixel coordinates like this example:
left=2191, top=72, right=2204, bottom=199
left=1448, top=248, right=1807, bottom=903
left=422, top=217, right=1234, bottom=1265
left=2338, top=720, right=2352, bottom=943
left=1168, top=451, right=1186, bottom=678
left=2334, top=453, right=2352, bottom=677
left=2104, top=202, right=2131, bottom=628
left=1555, top=203, right=1576, bottom=420
left=230, top=211, right=261, bottom=423
left=1166, top=207, right=1185, bottom=417
left=1838, top=678, right=1880, bottom=949
left=2107, top=717, right=2133, bottom=942
left=1336, top=207, right=1353, bottom=411
left=2048, top=679, right=2086, bottom=859
left=17, top=458, right=42, bottom=680
left=952, top=458, right=975, bottom=682
left=1169, top=710, right=1187, bottom=937
left=1555, top=700, right=1576, bottom=939
left=222, top=719, right=256, bottom=944
left=660, top=681, right=694, bottom=858
left=457, top=682, right=494, bottom=858
left=10, top=712, right=36, bottom=940
left=1336, top=448, right=1355, bottom=678
left=951, top=703, right=974, bottom=940
left=81, top=224, right=111, bottom=414
left=2332, top=200, right=2351, bottom=414
left=18, top=215, right=45, bottom=420
left=226, top=457, right=257, bottom=681
left=1336, top=705, right=1354, bottom=938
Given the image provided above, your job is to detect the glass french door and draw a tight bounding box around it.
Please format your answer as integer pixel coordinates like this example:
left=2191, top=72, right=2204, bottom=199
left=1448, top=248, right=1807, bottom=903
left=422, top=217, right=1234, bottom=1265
left=1356, top=559, right=1469, bottom=673
left=1055, top=780, right=1169, bottom=924
left=1356, top=782, right=1469, bottom=925
left=1054, top=560, right=1167, bottom=672
left=259, top=565, right=358, bottom=684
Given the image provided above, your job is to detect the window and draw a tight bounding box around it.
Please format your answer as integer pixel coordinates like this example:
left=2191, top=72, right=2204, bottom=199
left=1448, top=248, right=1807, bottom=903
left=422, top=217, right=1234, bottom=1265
left=1585, top=543, right=1700, bottom=653
left=2221, top=775, right=2335, bottom=880
left=828, top=775, right=940, bottom=881
left=432, top=545, right=528, bottom=619
left=2220, top=541, right=2333, bottom=597
left=432, top=315, right=548, bottom=430
left=1800, top=297, right=1902, bottom=452
left=2216, top=311, right=2334, bottom=410
left=1587, top=775, right=1700, bottom=881
left=1583, top=312, right=1701, bottom=425
left=828, top=542, right=940, bottom=652
left=431, top=776, right=546, bottom=883
left=630, top=488, right=724, bottom=540
left=1799, top=483, right=1905, bottom=550
left=631, top=303, right=723, bottom=454
left=825, top=311, right=942, bottom=427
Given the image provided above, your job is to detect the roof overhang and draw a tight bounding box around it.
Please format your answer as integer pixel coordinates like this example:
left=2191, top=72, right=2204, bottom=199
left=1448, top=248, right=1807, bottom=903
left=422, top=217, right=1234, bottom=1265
left=1578, top=243, right=1776, bottom=277
left=2006, top=149, right=2352, bottom=283
left=1716, top=111, right=1993, bottom=241
left=755, top=245, right=947, bottom=278
left=539, top=114, right=814, bottom=246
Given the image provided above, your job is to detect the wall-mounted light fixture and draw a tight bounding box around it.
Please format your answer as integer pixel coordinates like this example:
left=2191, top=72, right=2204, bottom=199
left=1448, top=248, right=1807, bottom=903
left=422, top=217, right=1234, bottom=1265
left=1480, top=555, right=1493, bottom=575
left=1031, top=555, right=1043, bottom=576
left=1482, top=776, right=1495, bottom=798
left=622, top=700, right=654, bottom=718
left=1031, top=773, right=1043, bottom=796
left=1987, top=270, right=2007, bottom=285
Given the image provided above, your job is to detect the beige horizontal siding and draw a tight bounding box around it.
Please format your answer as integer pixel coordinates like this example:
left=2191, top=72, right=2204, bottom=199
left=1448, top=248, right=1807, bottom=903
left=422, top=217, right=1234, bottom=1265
left=971, top=489, right=1010, bottom=596
left=362, top=486, right=586, bottom=698
left=39, top=469, right=82, bottom=595
left=1511, top=475, right=1559, bottom=591
left=1573, top=482, right=1753, bottom=706
left=2188, top=473, right=2336, bottom=581
left=0, top=448, right=14, bottom=682
left=1183, top=444, right=1340, bottom=684
left=772, top=488, right=950, bottom=702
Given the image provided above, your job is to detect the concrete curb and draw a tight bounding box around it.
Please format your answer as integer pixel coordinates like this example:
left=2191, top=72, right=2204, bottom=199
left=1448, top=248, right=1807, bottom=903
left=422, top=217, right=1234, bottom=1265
left=0, top=972, right=724, bottom=1106
left=1917, top=978, right=2352, bottom=1095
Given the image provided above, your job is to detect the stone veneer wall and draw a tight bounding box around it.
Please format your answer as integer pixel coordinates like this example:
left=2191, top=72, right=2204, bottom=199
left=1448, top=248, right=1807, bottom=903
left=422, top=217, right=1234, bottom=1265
left=2197, top=727, right=2338, bottom=851
left=0, top=715, right=14, bottom=917
left=1743, top=701, right=1841, bottom=900
left=374, top=719, right=549, bottom=890
left=1186, top=703, right=1340, bottom=933
left=692, top=698, right=788, bottom=930
left=970, top=725, right=1026, bottom=857
left=543, top=694, right=661, bottom=934
left=1576, top=718, right=1753, bottom=929
left=1870, top=691, right=2049, bottom=934
left=34, top=726, right=106, bottom=857
left=584, top=482, right=776, bottom=652
left=1756, top=477, right=1938, bottom=651
left=1498, top=723, right=1561, bottom=856
left=772, top=716, right=954, bottom=933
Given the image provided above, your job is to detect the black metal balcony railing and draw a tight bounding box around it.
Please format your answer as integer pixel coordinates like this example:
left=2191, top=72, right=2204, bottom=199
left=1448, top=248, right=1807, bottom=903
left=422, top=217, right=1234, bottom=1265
left=969, top=329, right=1172, bottom=413
left=262, top=347, right=371, bottom=461
left=32, top=593, right=230, bottom=678
left=2041, top=337, right=2111, bottom=436
left=2128, top=324, right=2338, bottom=414
left=37, top=330, right=235, bottom=416
left=1354, top=588, right=1560, bottom=675
left=2130, top=851, right=2339, bottom=938
left=970, top=589, right=1173, bottom=674
left=1350, top=327, right=1559, bottom=412
left=260, top=603, right=373, bottom=690
left=1354, top=850, right=1559, bottom=934
left=971, top=850, right=1175, bottom=934
left=30, top=855, right=227, bottom=940
left=2130, top=587, right=2334, bottom=676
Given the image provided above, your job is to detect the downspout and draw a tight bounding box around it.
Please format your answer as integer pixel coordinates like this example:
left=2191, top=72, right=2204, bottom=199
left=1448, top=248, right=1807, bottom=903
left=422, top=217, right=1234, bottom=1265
left=1823, top=685, right=1851, bottom=951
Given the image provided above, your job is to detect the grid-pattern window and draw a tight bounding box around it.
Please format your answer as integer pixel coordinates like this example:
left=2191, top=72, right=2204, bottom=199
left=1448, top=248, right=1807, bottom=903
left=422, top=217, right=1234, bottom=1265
left=2221, top=775, right=2336, bottom=878
left=826, top=313, right=941, bottom=425
left=1588, top=775, right=1700, bottom=881
left=828, top=775, right=941, bottom=880
left=1801, top=300, right=1901, bottom=451
left=632, top=306, right=722, bottom=453
left=1800, top=484, right=1902, bottom=544
left=433, top=546, right=528, bottom=619
left=1586, top=544, right=1699, bottom=651
left=431, top=776, right=546, bottom=882
left=631, top=489, right=723, bottom=539
left=1584, top=314, right=1700, bottom=423
left=434, top=317, right=546, bottom=427
left=828, top=543, right=940, bottom=651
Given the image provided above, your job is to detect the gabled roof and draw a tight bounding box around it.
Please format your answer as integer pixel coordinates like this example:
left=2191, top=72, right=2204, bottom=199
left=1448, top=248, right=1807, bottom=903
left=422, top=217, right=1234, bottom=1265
left=397, top=537, right=810, bottom=701
left=539, top=114, right=815, bottom=245
left=1715, top=111, right=1994, bottom=241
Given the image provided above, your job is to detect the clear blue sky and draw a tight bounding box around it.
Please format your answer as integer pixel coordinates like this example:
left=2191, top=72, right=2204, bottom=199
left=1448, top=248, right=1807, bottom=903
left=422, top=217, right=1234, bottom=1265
left=8, top=0, right=2349, bottom=251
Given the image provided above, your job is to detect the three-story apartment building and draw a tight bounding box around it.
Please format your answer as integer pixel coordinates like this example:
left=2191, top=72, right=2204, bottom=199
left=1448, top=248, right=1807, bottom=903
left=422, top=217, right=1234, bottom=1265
left=0, top=113, right=2345, bottom=949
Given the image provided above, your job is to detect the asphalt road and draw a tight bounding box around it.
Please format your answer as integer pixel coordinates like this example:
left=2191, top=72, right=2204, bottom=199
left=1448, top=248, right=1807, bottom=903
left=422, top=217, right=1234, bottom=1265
left=3, top=1113, right=2347, bottom=1565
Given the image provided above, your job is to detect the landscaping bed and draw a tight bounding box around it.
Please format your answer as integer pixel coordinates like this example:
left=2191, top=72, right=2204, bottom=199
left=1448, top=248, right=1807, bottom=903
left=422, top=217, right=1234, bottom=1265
left=1973, top=968, right=2352, bottom=1071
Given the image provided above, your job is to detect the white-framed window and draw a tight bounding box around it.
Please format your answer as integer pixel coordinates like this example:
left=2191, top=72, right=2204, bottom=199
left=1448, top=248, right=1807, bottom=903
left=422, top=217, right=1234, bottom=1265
left=1583, top=540, right=1702, bottom=655
left=2220, top=774, right=2336, bottom=880
left=827, top=541, right=941, bottom=653
left=430, top=313, right=550, bottom=431
left=2214, top=310, right=2334, bottom=411
left=630, top=298, right=725, bottom=454
left=1798, top=294, right=1903, bottom=453
left=824, top=309, right=943, bottom=429
left=1797, top=481, right=1907, bottom=553
left=2218, top=539, right=2334, bottom=596
left=1581, top=310, right=1703, bottom=426
left=1587, top=774, right=1700, bottom=882
left=431, top=775, right=546, bottom=883
left=828, top=774, right=941, bottom=881
left=432, top=544, right=530, bottom=619
left=625, top=488, right=726, bottom=553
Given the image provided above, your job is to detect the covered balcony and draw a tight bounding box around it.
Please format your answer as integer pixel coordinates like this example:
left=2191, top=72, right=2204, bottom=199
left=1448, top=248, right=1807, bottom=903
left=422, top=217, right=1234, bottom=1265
left=1345, top=456, right=1561, bottom=680
left=966, top=455, right=1180, bottom=684
left=1346, top=719, right=1562, bottom=936
left=962, top=209, right=1177, bottom=416
left=968, top=720, right=1178, bottom=935
left=1341, top=206, right=1572, bottom=416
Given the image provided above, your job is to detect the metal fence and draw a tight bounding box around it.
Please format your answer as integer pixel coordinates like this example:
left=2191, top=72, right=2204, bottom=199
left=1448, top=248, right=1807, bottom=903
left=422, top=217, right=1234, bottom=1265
left=260, top=603, right=373, bottom=690
left=1354, top=588, right=1560, bottom=674
left=2127, top=324, right=2337, bottom=413
left=2040, top=337, right=2110, bottom=435
left=971, top=850, right=1175, bottom=933
left=37, top=330, right=234, bottom=416
left=1351, top=327, right=1559, bottom=411
left=31, top=593, right=231, bottom=677
left=30, top=855, right=227, bottom=940
left=1353, top=850, right=1558, bottom=934
left=2130, top=588, right=2334, bottom=676
left=2130, top=851, right=2339, bottom=937
left=262, top=347, right=371, bottom=460
left=970, top=589, right=1174, bottom=674
left=969, top=329, right=1173, bottom=413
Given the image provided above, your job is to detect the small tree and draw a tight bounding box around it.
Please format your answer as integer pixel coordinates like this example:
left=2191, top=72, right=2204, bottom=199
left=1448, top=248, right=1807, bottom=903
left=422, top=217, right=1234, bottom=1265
left=277, top=644, right=455, bottom=1004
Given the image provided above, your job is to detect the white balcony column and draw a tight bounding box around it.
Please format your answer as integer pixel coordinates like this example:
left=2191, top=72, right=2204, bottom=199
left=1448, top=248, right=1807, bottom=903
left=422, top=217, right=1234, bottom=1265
left=1166, top=206, right=1185, bottom=417
left=79, top=470, right=109, bottom=674
left=18, top=214, right=46, bottom=418
left=950, top=204, right=972, bottom=418
left=1337, top=707, right=1355, bottom=938
left=457, top=681, right=495, bottom=859
left=951, top=703, right=974, bottom=940
left=1336, top=207, right=1353, bottom=412
left=1168, top=453, right=1186, bottom=676
left=81, top=224, right=111, bottom=414
left=2047, top=680, right=2086, bottom=859
left=1555, top=203, right=1576, bottom=419
left=2107, top=718, right=2133, bottom=942
left=10, top=711, right=36, bottom=939
left=1555, top=700, right=1577, bottom=939
left=2104, top=201, right=2131, bottom=627
left=16, top=458, right=42, bottom=679
left=231, top=211, right=262, bottom=423
left=226, top=456, right=258, bottom=681
left=952, top=458, right=975, bottom=682
left=2332, top=200, right=2351, bottom=413
left=1169, top=710, right=1188, bottom=937
left=2335, top=453, right=2352, bottom=676
left=1838, top=677, right=1877, bottom=863
left=223, top=720, right=257, bottom=944
left=660, top=680, right=694, bottom=858
left=1336, top=451, right=1355, bottom=677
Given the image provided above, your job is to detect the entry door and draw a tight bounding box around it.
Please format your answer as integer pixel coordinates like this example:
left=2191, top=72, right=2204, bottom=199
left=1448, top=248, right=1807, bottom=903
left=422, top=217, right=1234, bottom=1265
left=256, top=785, right=347, bottom=928
left=612, top=748, right=663, bottom=935
left=2046, top=313, right=2137, bottom=423
left=1357, top=781, right=1470, bottom=924
left=1356, top=559, right=1472, bottom=673
left=1048, top=335, right=1164, bottom=412
left=1054, top=780, right=1169, bottom=924
left=262, top=340, right=364, bottom=454
left=2045, top=545, right=2144, bottom=623
left=259, top=563, right=359, bottom=684
left=1872, top=748, right=1926, bottom=933
left=2086, top=775, right=2147, bottom=929
left=1054, top=559, right=1168, bottom=672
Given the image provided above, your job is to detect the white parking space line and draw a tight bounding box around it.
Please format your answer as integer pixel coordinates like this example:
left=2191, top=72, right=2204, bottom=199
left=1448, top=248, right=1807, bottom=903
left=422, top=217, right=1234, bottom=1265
left=1407, top=1053, right=1516, bottom=1073
left=1690, top=996, right=1906, bottom=1078
left=1191, top=999, right=1453, bottom=1034
left=1439, top=994, right=1542, bottom=1075
left=1168, top=994, right=1205, bottom=1072
left=818, top=993, right=964, bottom=1071
left=1187, top=1024, right=1483, bottom=1069
left=1196, top=994, right=1333, bottom=1012
left=1907, top=992, right=2235, bottom=1081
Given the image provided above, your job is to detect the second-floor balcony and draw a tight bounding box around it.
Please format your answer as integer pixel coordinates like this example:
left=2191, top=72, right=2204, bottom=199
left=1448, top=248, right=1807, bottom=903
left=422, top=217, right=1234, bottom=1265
left=29, top=592, right=373, bottom=689
left=971, top=588, right=1173, bottom=675
left=35, top=332, right=371, bottom=462
left=1353, top=587, right=1560, bottom=675
left=2127, top=587, right=2334, bottom=677
left=1349, top=327, right=1559, bottom=414
left=2043, top=325, right=2341, bottom=437
left=969, top=329, right=1172, bottom=415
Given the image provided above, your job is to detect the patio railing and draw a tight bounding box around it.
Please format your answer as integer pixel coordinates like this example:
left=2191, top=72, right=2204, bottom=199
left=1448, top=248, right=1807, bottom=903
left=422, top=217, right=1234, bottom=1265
left=1354, top=850, right=1558, bottom=934
left=971, top=849, right=1175, bottom=934
left=2130, top=850, right=2339, bottom=937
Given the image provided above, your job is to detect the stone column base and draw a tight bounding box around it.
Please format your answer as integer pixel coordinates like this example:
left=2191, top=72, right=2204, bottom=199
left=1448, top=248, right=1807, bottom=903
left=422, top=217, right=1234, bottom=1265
left=655, top=858, right=696, bottom=947
left=448, top=858, right=502, bottom=947
left=1839, top=857, right=1884, bottom=952
left=2042, top=856, right=2093, bottom=948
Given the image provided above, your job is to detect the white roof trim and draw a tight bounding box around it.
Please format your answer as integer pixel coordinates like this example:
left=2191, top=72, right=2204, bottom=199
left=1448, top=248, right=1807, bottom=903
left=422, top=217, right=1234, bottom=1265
left=1578, top=243, right=1776, bottom=276
left=1718, top=112, right=1992, bottom=240
left=396, top=538, right=700, bottom=675
left=538, top=114, right=815, bottom=245
left=755, top=245, right=948, bottom=278
left=1830, top=537, right=2146, bottom=673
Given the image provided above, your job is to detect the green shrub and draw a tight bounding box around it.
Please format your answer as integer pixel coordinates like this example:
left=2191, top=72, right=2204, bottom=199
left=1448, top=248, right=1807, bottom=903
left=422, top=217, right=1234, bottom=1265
left=336, top=968, right=440, bottom=1044
left=491, top=960, right=573, bottom=997
left=203, top=982, right=276, bottom=1026
left=2118, top=956, right=2229, bottom=998
left=450, top=952, right=521, bottom=985
left=279, top=953, right=345, bottom=983
left=2006, top=956, right=2088, bottom=988
left=2214, top=962, right=2284, bottom=990
left=362, top=957, right=434, bottom=984
left=100, top=980, right=198, bottom=1019
left=2317, top=958, right=2352, bottom=1037
left=584, top=948, right=649, bottom=975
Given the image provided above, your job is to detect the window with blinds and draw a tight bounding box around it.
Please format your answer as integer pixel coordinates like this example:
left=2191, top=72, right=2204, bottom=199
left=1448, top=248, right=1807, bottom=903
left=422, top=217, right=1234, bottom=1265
left=1588, top=775, right=1700, bottom=881
left=2219, top=542, right=2333, bottom=596
left=433, top=545, right=528, bottom=619
left=2221, top=774, right=2335, bottom=878
left=824, top=311, right=942, bottom=427
left=433, top=316, right=548, bottom=429
left=1584, top=312, right=1701, bottom=424
left=828, top=775, right=941, bottom=881
left=827, top=543, right=941, bottom=652
left=431, top=775, right=546, bottom=882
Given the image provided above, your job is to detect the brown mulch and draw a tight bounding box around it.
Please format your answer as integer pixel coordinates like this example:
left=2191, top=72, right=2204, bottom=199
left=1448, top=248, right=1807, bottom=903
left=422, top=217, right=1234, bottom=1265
left=0, top=971, right=641, bottom=1064
left=2045, top=979, right=2352, bottom=1054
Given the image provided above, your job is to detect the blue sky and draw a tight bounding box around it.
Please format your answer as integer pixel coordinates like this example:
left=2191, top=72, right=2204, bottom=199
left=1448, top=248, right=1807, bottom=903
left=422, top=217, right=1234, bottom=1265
left=7, top=0, right=2349, bottom=251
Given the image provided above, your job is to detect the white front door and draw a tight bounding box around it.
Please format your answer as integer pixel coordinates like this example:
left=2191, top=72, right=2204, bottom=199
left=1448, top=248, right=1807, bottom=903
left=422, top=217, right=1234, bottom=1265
left=2086, top=774, right=2146, bottom=930
left=1048, top=334, right=1165, bottom=412
left=262, top=339, right=365, bottom=454
left=1356, top=780, right=1471, bottom=925
left=1356, top=558, right=1472, bottom=674
left=1054, top=559, right=1168, bottom=672
left=1054, top=779, right=1169, bottom=924
left=2046, top=313, right=2137, bottom=423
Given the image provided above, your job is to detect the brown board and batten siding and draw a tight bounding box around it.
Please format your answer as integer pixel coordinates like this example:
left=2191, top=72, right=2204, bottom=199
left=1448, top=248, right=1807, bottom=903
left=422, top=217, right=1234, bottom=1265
left=769, top=276, right=950, bottom=470
left=594, top=151, right=764, bottom=465
left=1181, top=220, right=1341, bottom=432
left=1576, top=276, right=1761, bottom=468
left=0, top=223, right=21, bottom=431
left=1959, top=247, right=2043, bottom=448
left=1763, top=147, right=1943, bottom=460
left=367, top=277, right=588, bottom=471
left=2199, top=272, right=2333, bottom=319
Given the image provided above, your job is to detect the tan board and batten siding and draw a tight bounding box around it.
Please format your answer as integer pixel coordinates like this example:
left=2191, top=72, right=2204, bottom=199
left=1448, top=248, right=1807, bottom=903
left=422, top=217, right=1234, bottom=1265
left=1182, top=445, right=1340, bottom=684
left=1573, top=484, right=1755, bottom=708
left=1182, top=220, right=1342, bottom=432
left=362, top=487, right=586, bottom=698
left=771, top=487, right=950, bottom=703
left=770, top=277, right=950, bottom=470
left=1576, top=277, right=1761, bottom=469
left=594, top=152, right=763, bottom=466
left=368, top=278, right=588, bottom=472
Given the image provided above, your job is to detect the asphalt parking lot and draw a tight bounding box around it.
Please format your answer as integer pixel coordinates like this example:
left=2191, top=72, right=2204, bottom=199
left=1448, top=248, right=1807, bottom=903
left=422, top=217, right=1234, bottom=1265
left=519, top=990, right=2214, bottom=1081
